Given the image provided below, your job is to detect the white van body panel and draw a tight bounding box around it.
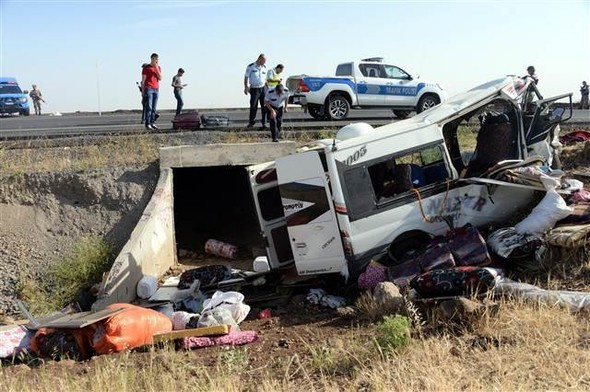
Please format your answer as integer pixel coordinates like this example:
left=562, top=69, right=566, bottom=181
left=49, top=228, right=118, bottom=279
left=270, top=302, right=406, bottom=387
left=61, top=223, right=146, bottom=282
left=275, top=151, right=347, bottom=275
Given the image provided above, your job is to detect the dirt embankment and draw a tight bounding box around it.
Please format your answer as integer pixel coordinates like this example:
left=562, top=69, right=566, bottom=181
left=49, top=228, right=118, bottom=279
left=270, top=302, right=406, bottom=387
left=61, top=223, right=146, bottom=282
left=0, top=164, right=159, bottom=316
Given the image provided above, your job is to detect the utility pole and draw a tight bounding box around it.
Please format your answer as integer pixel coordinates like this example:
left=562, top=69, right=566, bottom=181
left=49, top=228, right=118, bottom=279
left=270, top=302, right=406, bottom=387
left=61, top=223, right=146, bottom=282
left=96, top=60, right=102, bottom=116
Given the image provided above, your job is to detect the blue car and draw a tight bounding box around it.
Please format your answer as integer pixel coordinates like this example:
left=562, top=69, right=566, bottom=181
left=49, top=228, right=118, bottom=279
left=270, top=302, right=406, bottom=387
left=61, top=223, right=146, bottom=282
left=0, top=77, right=30, bottom=116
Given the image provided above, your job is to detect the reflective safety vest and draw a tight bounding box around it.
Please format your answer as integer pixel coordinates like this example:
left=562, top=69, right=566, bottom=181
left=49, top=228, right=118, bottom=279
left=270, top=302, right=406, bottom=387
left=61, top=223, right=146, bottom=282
left=267, top=68, right=281, bottom=88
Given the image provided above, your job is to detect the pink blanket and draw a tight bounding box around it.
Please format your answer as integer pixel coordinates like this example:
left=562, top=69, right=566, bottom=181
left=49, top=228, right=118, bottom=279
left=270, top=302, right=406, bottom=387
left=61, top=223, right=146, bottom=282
left=180, top=330, right=258, bottom=349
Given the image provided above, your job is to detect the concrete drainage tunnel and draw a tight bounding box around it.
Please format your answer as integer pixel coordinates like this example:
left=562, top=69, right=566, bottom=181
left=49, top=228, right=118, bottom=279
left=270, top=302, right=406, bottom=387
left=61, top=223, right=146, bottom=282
left=93, top=142, right=297, bottom=308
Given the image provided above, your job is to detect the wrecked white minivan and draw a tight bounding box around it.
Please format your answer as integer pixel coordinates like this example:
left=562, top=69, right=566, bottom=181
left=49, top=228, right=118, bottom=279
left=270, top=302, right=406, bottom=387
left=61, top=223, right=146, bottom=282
left=247, top=76, right=573, bottom=276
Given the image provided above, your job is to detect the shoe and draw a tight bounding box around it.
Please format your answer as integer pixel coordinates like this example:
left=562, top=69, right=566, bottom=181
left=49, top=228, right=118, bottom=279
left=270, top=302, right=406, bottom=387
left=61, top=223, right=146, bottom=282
left=246, top=123, right=254, bottom=128
left=272, top=139, right=279, bottom=142
left=151, top=124, right=159, bottom=130
left=145, top=124, right=155, bottom=130
left=260, top=125, right=267, bottom=130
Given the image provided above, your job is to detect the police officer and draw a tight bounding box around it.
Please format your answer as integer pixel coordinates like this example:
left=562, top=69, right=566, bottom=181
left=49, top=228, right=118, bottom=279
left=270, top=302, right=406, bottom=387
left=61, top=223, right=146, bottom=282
left=266, top=64, right=284, bottom=90
left=244, top=54, right=268, bottom=128
left=264, top=83, right=289, bottom=142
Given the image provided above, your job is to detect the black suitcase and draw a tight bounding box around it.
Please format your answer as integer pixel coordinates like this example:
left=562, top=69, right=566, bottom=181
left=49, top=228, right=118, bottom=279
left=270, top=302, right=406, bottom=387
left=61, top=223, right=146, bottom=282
left=200, top=114, right=230, bottom=128
left=172, top=111, right=201, bottom=130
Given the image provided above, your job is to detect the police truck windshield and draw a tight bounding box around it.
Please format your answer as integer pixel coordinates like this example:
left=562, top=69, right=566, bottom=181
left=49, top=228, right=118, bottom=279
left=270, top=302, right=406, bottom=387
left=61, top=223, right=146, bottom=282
left=0, top=85, right=23, bottom=94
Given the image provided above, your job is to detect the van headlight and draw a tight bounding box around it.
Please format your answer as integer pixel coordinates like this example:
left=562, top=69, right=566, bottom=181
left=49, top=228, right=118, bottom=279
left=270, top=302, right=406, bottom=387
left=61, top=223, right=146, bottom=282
left=20, top=98, right=27, bottom=103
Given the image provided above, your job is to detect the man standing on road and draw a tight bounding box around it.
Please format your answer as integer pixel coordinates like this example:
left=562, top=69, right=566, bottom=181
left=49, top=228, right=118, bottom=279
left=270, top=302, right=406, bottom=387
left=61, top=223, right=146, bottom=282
left=266, top=64, right=284, bottom=91
left=244, top=54, right=268, bottom=129
left=580, top=81, right=589, bottom=110
left=526, top=66, right=538, bottom=85
left=172, top=68, right=187, bottom=116
left=141, top=53, right=162, bottom=130
left=29, top=84, right=45, bottom=115
left=264, top=83, right=289, bottom=142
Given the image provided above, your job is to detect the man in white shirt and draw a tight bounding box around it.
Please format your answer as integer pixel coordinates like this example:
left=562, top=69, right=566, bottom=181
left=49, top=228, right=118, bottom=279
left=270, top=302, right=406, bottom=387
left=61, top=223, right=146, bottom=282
left=243, top=54, right=268, bottom=128
left=264, top=84, right=289, bottom=142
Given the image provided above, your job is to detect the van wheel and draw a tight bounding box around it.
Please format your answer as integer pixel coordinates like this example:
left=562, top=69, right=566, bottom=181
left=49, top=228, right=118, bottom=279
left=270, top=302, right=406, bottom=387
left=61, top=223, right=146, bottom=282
left=417, top=94, right=440, bottom=113
left=308, top=104, right=324, bottom=120
left=393, top=110, right=410, bottom=119
left=326, top=94, right=350, bottom=120
left=387, top=234, right=430, bottom=265
left=20, top=109, right=30, bottom=116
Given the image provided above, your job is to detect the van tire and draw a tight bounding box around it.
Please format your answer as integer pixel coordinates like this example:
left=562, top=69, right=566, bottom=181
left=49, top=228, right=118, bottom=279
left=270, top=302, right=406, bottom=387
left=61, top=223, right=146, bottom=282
left=326, top=94, right=350, bottom=120
left=416, top=94, right=440, bottom=113
left=20, top=109, right=30, bottom=116
left=387, top=233, right=431, bottom=265
left=393, top=110, right=410, bottom=119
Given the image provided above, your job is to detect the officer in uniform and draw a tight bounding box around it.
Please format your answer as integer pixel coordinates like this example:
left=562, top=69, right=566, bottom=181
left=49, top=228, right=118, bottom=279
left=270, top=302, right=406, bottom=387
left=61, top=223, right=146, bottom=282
left=264, top=83, right=289, bottom=142
left=266, top=64, right=284, bottom=90
left=243, top=54, right=268, bottom=128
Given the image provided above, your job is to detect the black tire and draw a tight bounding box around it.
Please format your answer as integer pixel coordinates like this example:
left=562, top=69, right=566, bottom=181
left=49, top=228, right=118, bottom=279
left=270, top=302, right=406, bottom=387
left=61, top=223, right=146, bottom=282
left=393, top=110, right=410, bottom=119
left=172, top=123, right=179, bottom=130
left=326, top=94, right=350, bottom=120
left=387, top=234, right=430, bottom=265
left=20, top=109, right=30, bottom=116
left=308, top=104, right=324, bottom=120
left=416, top=94, right=440, bottom=113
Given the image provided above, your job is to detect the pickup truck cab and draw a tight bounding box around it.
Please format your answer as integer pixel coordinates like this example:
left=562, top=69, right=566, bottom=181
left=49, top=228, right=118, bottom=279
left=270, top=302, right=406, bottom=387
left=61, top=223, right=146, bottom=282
left=286, top=58, right=447, bottom=120
left=0, top=77, right=30, bottom=116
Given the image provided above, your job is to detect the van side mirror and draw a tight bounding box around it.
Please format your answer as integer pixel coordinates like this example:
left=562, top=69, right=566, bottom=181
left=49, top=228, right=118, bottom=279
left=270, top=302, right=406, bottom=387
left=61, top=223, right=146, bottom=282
left=23, top=90, right=29, bottom=94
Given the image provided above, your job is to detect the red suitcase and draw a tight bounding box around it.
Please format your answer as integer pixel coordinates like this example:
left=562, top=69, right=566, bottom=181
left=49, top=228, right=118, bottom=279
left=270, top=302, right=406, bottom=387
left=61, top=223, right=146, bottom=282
left=172, top=111, right=201, bottom=130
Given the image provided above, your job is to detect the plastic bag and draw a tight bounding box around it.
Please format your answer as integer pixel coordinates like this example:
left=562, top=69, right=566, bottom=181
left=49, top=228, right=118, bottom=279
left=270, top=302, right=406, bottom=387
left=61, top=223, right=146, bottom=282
left=515, top=187, right=573, bottom=235
left=92, top=303, right=172, bottom=354
left=196, top=307, right=239, bottom=331
left=202, top=291, right=250, bottom=324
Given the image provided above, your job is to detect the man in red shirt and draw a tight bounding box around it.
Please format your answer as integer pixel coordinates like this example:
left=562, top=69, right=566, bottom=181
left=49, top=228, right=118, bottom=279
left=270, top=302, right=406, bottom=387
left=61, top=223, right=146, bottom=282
left=141, top=53, right=162, bottom=130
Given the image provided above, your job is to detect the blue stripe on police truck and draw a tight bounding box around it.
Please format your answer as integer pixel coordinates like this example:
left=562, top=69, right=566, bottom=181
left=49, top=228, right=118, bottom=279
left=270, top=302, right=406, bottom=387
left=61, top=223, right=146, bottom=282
left=303, top=77, right=426, bottom=96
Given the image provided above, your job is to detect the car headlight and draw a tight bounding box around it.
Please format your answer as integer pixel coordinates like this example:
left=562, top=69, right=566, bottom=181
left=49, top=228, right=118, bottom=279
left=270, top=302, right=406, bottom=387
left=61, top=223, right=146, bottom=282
left=20, top=98, right=27, bottom=103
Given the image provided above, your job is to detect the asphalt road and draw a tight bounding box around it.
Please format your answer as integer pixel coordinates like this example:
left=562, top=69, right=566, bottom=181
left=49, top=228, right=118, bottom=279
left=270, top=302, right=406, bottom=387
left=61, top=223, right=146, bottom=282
left=0, top=108, right=399, bottom=139
left=0, top=108, right=589, bottom=139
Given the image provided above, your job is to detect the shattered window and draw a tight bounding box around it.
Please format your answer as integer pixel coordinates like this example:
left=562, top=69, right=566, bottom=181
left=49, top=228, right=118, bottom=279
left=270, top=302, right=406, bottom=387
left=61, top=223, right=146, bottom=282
left=367, top=145, right=449, bottom=203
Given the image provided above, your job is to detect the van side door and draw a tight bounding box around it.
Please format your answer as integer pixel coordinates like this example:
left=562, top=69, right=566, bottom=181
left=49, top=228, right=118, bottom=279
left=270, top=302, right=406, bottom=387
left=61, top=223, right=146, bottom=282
left=275, top=151, right=347, bottom=275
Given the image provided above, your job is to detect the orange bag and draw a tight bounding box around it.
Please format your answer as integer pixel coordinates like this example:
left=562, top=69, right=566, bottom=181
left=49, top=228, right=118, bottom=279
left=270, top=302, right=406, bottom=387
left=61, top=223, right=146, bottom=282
left=92, top=303, right=172, bottom=355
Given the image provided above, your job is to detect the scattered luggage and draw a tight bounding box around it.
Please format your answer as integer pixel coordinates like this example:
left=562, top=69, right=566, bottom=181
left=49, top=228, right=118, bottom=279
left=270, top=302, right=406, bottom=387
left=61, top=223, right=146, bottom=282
left=200, top=114, right=230, bottom=128
left=172, top=111, right=201, bottom=130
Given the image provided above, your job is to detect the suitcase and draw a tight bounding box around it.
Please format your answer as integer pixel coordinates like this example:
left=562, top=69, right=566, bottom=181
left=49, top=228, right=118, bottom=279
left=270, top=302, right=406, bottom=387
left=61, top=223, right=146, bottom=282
left=200, top=114, right=230, bottom=128
left=172, top=111, right=201, bottom=130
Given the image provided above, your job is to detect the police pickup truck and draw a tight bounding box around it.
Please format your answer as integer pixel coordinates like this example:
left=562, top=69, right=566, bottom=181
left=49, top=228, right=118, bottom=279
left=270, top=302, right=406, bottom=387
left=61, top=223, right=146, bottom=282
left=286, top=58, right=447, bottom=120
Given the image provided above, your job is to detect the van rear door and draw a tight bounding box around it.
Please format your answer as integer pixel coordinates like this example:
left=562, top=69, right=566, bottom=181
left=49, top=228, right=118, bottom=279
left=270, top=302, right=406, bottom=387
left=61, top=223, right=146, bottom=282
left=275, top=151, right=347, bottom=275
left=247, top=162, right=294, bottom=270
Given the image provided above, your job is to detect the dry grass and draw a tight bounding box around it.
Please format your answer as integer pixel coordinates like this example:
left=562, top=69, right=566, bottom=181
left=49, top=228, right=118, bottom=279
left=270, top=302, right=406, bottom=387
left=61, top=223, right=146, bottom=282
left=2, top=300, right=589, bottom=391
left=0, top=134, right=159, bottom=174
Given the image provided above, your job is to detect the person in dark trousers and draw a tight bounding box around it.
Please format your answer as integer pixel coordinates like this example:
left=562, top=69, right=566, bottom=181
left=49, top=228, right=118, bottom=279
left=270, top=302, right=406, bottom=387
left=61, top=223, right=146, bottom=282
left=264, top=83, right=289, bottom=142
left=141, top=53, right=162, bottom=130
left=171, top=68, right=187, bottom=116
left=138, top=63, right=149, bottom=124
left=580, top=81, right=589, bottom=110
left=527, top=65, right=539, bottom=85
left=243, top=54, right=268, bottom=128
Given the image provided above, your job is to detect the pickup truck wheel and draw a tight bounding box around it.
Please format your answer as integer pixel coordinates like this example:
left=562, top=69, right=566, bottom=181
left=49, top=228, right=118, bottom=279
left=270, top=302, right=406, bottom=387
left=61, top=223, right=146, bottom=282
left=393, top=110, right=410, bottom=119
left=308, top=104, right=323, bottom=120
left=417, top=94, right=440, bottom=113
left=327, top=95, right=350, bottom=120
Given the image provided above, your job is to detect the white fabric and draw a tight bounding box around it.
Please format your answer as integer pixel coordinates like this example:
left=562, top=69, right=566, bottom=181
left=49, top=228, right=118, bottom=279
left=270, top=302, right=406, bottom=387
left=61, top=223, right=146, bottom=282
left=245, top=63, right=267, bottom=88
left=171, top=311, right=194, bottom=330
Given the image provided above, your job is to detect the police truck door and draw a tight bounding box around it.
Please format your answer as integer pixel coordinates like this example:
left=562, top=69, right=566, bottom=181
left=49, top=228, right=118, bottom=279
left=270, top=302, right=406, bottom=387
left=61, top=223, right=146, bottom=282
left=275, top=151, right=347, bottom=275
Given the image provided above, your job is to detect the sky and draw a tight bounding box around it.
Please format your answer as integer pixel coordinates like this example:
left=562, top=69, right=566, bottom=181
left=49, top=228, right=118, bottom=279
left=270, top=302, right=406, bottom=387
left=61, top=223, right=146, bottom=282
left=1, top=0, right=589, bottom=113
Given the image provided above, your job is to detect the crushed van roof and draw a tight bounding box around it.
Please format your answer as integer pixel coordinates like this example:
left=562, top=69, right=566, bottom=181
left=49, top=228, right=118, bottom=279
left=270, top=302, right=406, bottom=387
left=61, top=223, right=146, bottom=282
left=335, top=76, right=530, bottom=149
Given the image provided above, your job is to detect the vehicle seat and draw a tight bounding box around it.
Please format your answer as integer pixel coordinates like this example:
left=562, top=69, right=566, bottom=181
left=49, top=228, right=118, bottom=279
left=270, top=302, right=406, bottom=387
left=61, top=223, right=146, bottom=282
left=368, top=69, right=378, bottom=78
left=394, top=164, right=426, bottom=192
left=423, top=165, right=448, bottom=184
